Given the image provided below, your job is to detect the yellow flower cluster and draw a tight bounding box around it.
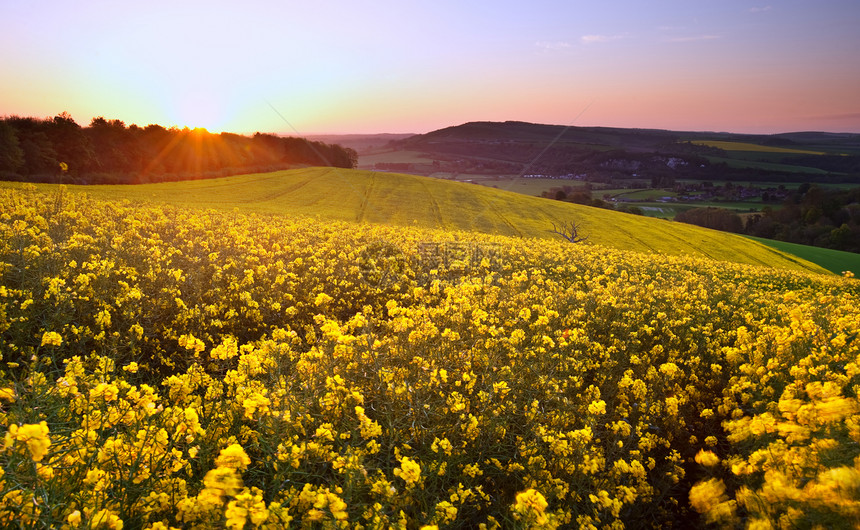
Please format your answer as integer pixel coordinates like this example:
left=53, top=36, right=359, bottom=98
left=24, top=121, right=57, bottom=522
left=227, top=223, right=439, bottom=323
left=689, top=292, right=860, bottom=528
left=0, top=186, right=857, bottom=528
left=4, top=421, right=51, bottom=462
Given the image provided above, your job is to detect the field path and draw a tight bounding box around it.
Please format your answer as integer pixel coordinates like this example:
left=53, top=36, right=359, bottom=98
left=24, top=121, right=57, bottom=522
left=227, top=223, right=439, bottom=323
left=419, top=179, right=447, bottom=229
left=356, top=172, right=376, bottom=223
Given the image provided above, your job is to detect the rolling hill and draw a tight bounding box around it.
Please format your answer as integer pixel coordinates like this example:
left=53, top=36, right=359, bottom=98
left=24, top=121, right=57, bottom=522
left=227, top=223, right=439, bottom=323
left=17, top=167, right=829, bottom=274
left=376, top=120, right=860, bottom=182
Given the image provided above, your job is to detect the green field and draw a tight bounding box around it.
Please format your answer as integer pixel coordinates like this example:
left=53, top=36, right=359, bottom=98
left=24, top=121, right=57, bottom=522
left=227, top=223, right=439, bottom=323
left=5, top=167, right=829, bottom=274
left=703, top=155, right=829, bottom=174
left=688, top=139, right=846, bottom=174
left=674, top=180, right=859, bottom=190
left=622, top=201, right=760, bottom=219
left=609, top=189, right=679, bottom=201
left=744, top=235, right=860, bottom=276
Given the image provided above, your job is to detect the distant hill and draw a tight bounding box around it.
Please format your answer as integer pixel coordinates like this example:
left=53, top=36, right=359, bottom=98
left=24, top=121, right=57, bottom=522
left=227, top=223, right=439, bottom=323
left=385, top=120, right=860, bottom=183
left=304, top=133, right=414, bottom=153
left=399, top=120, right=860, bottom=152
left=25, top=167, right=828, bottom=274
left=399, top=120, right=678, bottom=149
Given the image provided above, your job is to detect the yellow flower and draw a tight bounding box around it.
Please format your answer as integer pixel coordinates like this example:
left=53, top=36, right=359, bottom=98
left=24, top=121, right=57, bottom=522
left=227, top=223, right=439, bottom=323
left=40, top=331, right=62, bottom=347
left=394, top=456, right=421, bottom=485
left=514, top=489, right=547, bottom=512
left=327, top=494, right=348, bottom=520
left=747, top=519, right=774, bottom=530
left=67, top=510, right=82, bottom=526
left=36, top=463, right=54, bottom=479
left=129, top=323, right=144, bottom=340
left=224, top=500, right=248, bottom=529
left=216, top=443, right=251, bottom=471
left=0, top=387, right=15, bottom=402
left=5, top=421, right=51, bottom=461
left=145, top=523, right=180, bottom=530
left=315, top=292, right=333, bottom=307
left=695, top=449, right=720, bottom=467
left=434, top=500, right=458, bottom=522
left=122, top=362, right=139, bottom=373
left=202, top=467, right=244, bottom=499
left=95, top=309, right=112, bottom=329
left=588, top=399, right=607, bottom=415
left=90, top=508, right=124, bottom=529
left=178, top=333, right=205, bottom=354
left=211, top=337, right=239, bottom=360
left=315, top=423, right=335, bottom=442
left=242, top=393, right=271, bottom=419
left=511, top=488, right=551, bottom=526
left=90, top=382, right=120, bottom=402
left=689, top=478, right=736, bottom=524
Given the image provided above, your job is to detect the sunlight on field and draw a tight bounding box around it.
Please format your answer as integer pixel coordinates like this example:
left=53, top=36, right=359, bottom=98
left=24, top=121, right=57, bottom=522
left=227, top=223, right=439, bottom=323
left=691, top=140, right=827, bottom=155
left=12, top=168, right=826, bottom=274
left=1, top=186, right=858, bottom=528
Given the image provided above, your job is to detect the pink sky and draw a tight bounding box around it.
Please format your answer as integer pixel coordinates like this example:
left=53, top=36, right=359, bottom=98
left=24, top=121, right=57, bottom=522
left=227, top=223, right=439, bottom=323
left=2, top=1, right=859, bottom=135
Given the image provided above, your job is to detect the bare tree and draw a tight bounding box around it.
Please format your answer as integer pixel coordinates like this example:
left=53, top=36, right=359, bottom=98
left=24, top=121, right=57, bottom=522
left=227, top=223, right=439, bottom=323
left=548, top=220, right=588, bottom=243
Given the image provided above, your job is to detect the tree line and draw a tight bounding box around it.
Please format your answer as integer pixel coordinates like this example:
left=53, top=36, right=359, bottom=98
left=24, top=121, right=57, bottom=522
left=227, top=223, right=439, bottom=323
left=0, top=113, right=358, bottom=184
left=676, top=184, right=860, bottom=253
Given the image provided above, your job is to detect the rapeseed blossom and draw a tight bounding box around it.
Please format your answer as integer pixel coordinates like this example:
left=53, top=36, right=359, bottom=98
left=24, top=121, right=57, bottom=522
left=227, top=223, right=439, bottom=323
left=394, top=456, right=421, bottom=485
left=216, top=444, right=251, bottom=471
left=0, top=186, right=858, bottom=528
left=40, top=331, right=62, bottom=347
left=4, top=421, right=51, bottom=461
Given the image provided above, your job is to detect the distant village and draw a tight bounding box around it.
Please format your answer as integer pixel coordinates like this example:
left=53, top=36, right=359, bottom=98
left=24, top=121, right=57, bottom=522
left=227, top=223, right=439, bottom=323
left=667, top=181, right=792, bottom=203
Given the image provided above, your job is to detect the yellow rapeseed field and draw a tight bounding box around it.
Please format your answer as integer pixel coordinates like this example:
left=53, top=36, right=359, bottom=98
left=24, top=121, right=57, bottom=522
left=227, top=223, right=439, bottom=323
left=11, top=168, right=825, bottom=274
left=689, top=141, right=827, bottom=155
left=1, top=185, right=858, bottom=528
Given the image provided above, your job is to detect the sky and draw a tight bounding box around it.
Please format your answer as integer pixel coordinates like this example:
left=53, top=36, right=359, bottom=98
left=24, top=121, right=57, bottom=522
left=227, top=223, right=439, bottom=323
left=2, top=0, right=859, bottom=135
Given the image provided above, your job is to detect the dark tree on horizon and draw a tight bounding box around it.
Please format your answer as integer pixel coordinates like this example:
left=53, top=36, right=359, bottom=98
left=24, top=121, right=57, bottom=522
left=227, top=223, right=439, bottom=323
left=0, top=113, right=358, bottom=184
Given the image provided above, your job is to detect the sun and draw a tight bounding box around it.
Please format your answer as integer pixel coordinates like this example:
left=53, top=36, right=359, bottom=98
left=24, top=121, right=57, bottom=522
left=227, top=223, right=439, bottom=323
left=167, top=89, right=230, bottom=132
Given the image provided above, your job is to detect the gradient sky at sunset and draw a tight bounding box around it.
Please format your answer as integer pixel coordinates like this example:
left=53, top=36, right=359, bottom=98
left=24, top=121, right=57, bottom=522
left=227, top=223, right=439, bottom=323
left=2, top=0, right=859, bottom=135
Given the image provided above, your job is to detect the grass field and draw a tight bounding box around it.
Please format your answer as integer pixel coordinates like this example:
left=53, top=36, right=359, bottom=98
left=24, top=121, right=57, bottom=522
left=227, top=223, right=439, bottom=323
left=744, top=235, right=860, bottom=275
left=703, top=155, right=830, bottom=174
left=609, top=189, right=679, bottom=201
left=689, top=140, right=842, bottom=174
left=616, top=201, right=760, bottom=219
left=5, top=167, right=827, bottom=274
left=674, top=180, right=859, bottom=190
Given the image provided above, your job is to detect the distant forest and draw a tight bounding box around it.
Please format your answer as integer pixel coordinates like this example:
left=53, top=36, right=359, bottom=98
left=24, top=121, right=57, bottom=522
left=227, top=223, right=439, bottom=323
left=676, top=185, right=860, bottom=253
left=0, top=113, right=358, bottom=184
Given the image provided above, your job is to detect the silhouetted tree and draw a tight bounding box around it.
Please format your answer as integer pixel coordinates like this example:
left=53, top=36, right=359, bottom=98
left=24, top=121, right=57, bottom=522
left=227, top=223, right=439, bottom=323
left=548, top=220, right=588, bottom=243
left=0, top=113, right=358, bottom=183
left=0, top=121, right=24, bottom=173
left=47, top=112, right=95, bottom=175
